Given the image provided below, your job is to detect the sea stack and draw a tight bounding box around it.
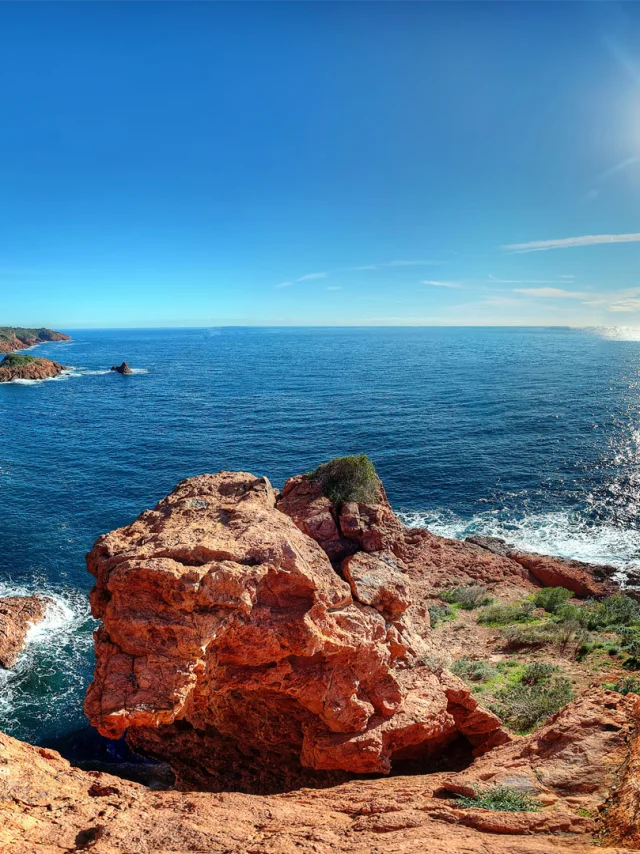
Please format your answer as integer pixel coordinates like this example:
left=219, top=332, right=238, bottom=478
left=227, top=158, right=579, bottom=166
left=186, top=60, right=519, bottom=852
left=111, top=362, right=133, bottom=375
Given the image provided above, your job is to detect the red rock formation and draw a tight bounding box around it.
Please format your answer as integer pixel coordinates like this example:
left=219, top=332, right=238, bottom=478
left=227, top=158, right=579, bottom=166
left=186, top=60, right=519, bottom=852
left=0, top=356, right=66, bottom=383
left=467, top=535, right=618, bottom=598
left=3, top=691, right=640, bottom=852
left=0, top=326, right=70, bottom=354
left=0, top=596, right=49, bottom=668
left=85, top=471, right=507, bottom=793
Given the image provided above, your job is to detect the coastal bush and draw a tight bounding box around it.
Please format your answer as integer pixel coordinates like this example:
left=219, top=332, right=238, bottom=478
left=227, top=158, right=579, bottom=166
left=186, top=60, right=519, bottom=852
left=611, top=677, right=640, bottom=696
left=428, top=603, right=455, bottom=627
left=453, top=785, right=540, bottom=812
left=501, top=621, right=586, bottom=652
left=534, top=587, right=572, bottom=614
left=489, top=677, right=574, bottom=732
left=309, top=454, right=379, bottom=506
left=520, top=662, right=557, bottom=685
left=557, top=595, right=640, bottom=631
left=440, top=584, right=493, bottom=610
left=478, top=600, right=535, bottom=625
left=451, top=656, right=497, bottom=683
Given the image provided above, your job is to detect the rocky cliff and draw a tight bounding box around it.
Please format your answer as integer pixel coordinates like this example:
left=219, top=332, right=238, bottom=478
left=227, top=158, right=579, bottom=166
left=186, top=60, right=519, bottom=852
left=84, top=471, right=508, bottom=793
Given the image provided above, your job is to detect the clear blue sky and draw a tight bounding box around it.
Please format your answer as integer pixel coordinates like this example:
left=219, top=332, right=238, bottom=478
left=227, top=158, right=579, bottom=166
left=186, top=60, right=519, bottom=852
left=3, top=1, right=640, bottom=327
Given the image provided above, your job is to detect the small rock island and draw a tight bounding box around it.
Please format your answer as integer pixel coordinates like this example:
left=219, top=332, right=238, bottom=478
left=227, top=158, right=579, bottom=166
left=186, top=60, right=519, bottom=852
left=0, top=354, right=67, bottom=383
left=111, top=361, right=133, bottom=375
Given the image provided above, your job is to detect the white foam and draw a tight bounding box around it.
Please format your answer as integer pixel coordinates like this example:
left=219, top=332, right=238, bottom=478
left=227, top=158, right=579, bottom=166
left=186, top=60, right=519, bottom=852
left=399, top=508, right=640, bottom=583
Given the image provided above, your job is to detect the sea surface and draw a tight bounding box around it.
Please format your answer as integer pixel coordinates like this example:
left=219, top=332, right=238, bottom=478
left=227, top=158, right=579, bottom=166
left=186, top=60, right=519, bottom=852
left=2, top=326, right=640, bottom=751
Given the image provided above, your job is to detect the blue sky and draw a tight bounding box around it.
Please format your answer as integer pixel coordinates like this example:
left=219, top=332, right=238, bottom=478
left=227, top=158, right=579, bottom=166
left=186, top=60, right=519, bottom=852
left=3, top=2, right=640, bottom=327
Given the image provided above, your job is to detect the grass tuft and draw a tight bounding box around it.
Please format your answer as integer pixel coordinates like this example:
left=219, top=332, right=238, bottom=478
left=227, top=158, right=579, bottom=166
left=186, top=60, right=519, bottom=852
left=454, top=785, right=540, bottom=812
left=534, top=587, right=572, bottom=614
left=489, top=677, right=574, bottom=733
left=478, top=600, right=535, bottom=626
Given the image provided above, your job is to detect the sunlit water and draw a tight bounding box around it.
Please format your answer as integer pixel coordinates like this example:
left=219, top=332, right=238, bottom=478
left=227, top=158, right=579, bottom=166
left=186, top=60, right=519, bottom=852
left=1, top=326, right=640, bottom=748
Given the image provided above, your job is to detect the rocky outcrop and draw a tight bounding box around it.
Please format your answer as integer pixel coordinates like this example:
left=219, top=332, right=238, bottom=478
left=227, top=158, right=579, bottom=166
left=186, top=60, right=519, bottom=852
left=110, top=362, right=133, bottom=375
left=467, top=535, right=618, bottom=598
left=85, top=471, right=507, bottom=793
left=0, top=355, right=66, bottom=383
left=2, top=692, right=640, bottom=853
left=0, top=326, right=70, bottom=354
left=0, top=596, right=49, bottom=668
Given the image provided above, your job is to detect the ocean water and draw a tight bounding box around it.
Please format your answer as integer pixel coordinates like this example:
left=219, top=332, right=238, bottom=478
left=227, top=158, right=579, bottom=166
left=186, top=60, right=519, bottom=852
left=2, top=325, right=640, bottom=749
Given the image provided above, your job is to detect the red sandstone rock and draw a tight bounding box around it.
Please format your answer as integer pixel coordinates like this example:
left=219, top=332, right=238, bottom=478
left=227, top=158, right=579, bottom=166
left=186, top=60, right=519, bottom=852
left=467, top=535, right=617, bottom=598
left=85, top=471, right=506, bottom=792
left=2, top=691, right=639, bottom=853
left=0, top=357, right=66, bottom=383
left=0, top=595, right=49, bottom=668
left=0, top=326, right=70, bottom=354
left=341, top=551, right=411, bottom=617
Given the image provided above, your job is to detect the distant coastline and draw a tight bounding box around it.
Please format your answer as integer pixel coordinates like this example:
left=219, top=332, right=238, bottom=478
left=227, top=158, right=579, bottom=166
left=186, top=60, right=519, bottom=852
left=0, top=326, right=70, bottom=354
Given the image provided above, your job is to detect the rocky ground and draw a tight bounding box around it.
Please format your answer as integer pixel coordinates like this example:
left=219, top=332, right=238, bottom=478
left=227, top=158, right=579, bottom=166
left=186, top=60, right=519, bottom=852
left=4, top=457, right=640, bottom=852
left=0, top=595, right=49, bottom=668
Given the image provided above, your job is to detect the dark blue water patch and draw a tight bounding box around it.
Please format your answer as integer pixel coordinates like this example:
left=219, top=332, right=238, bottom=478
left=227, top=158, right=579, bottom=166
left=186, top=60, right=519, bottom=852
left=1, top=325, right=640, bottom=746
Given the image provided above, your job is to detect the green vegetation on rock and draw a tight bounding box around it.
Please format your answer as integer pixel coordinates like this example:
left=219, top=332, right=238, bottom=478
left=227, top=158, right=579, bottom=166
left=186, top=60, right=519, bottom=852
left=489, top=676, right=574, bottom=733
left=440, top=584, right=493, bottom=610
left=534, top=586, right=572, bottom=614
left=428, top=603, right=456, bottom=627
left=1, top=354, right=41, bottom=367
left=309, top=454, right=379, bottom=506
left=478, top=599, right=536, bottom=625
left=453, top=785, right=540, bottom=812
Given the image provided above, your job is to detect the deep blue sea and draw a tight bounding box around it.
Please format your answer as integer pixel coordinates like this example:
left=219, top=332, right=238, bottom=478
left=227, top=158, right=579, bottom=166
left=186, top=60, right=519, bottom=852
left=2, top=326, right=640, bottom=751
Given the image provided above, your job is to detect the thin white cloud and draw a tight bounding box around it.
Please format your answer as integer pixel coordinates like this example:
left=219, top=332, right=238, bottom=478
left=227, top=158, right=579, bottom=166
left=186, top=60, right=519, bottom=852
left=345, top=264, right=378, bottom=271
left=387, top=259, right=440, bottom=267
left=275, top=281, right=293, bottom=289
left=560, top=275, right=575, bottom=279
left=327, top=286, right=342, bottom=291
left=488, top=275, right=573, bottom=284
left=599, top=156, right=639, bottom=181
left=297, top=272, right=327, bottom=281
left=503, top=233, right=640, bottom=253
left=514, top=287, right=588, bottom=299
left=422, top=279, right=463, bottom=289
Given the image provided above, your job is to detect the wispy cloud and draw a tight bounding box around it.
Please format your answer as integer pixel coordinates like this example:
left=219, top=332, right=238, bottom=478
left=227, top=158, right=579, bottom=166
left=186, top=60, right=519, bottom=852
left=327, top=286, right=342, bottom=291
left=503, top=233, right=640, bottom=253
left=297, top=271, right=327, bottom=281
left=488, top=275, right=574, bottom=284
left=275, top=281, right=293, bottom=289
left=345, top=264, right=378, bottom=271
left=514, top=287, right=588, bottom=299
left=598, top=156, right=639, bottom=181
left=387, top=259, right=440, bottom=267
left=422, top=279, right=463, bottom=289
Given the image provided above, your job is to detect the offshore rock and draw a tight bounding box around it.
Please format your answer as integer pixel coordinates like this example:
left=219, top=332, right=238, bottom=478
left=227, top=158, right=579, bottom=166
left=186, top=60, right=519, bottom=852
left=110, top=361, right=133, bottom=375
left=0, top=596, right=49, bottom=668
left=85, top=471, right=506, bottom=793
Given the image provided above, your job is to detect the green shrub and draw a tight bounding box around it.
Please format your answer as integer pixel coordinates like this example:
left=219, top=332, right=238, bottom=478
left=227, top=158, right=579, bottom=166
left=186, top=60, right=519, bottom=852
left=489, top=677, right=574, bottom=732
left=429, top=603, right=455, bottom=627
left=534, top=587, right=572, bottom=614
left=521, top=662, right=557, bottom=685
left=440, top=584, right=493, bottom=610
left=611, top=677, right=640, bottom=696
left=308, top=454, right=379, bottom=506
left=451, top=656, right=497, bottom=683
left=453, top=785, right=540, bottom=812
left=557, top=595, right=640, bottom=631
left=478, top=600, right=535, bottom=625
left=502, top=621, right=586, bottom=652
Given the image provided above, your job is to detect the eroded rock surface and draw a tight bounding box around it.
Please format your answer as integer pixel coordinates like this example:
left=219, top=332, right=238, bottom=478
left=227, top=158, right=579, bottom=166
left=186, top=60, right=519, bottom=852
left=2, top=693, right=640, bottom=853
left=0, top=356, right=66, bottom=383
left=85, top=471, right=506, bottom=792
left=0, top=595, right=49, bottom=668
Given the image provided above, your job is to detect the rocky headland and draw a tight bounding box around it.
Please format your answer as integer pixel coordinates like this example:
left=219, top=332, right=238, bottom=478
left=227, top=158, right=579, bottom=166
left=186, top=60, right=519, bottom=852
left=4, top=455, right=640, bottom=852
left=0, top=353, right=67, bottom=382
left=0, top=326, right=70, bottom=354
